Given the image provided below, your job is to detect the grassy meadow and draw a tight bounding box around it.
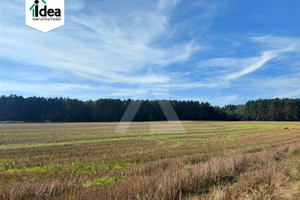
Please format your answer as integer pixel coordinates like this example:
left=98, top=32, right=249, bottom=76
left=1, top=121, right=300, bottom=199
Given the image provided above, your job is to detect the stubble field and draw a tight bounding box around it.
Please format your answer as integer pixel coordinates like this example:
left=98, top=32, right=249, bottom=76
left=1, top=121, right=300, bottom=199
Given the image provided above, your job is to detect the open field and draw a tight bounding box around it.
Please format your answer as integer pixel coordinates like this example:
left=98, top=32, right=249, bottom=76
left=1, top=121, right=300, bottom=199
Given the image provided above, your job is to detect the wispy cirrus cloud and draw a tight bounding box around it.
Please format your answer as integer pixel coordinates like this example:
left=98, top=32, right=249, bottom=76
left=0, top=0, right=201, bottom=87
left=1, top=0, right=300, bottom=105
left=68, top=0, right=85, bottom=11
left=196, top=35, right=300, bottom=83
left=223, top=47, right=295, bottom=80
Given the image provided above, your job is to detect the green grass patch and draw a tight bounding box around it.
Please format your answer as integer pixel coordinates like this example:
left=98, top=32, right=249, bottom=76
left=83, top=176, right=124, bottom=187
left=5, top=160, right=139, bottom=177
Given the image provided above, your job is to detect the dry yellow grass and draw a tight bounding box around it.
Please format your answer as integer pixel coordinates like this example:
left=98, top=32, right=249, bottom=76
left=0, top=121, right=300, bottom=199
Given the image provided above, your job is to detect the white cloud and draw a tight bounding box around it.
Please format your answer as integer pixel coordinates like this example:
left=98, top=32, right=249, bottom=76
left=277, top=89, right=300, bottom=98
left=67, top=0, right=85, bottom=11
left=0, top=0, right=199, bottom=87
left=196, top=36, right=300, bottom=84
left=252, top=35, right=300, bottom=50
left=0, top=81, right=97, bottom=97
left=198, top=57, right=259, bottom=68
left=223, top=50, right=278, bottom=80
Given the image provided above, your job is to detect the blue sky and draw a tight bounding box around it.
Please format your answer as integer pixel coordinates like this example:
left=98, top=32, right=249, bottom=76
left=1, top=0, right=300, bottom=106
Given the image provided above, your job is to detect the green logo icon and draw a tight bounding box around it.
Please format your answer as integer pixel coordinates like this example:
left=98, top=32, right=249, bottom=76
left=30, top=0, right=46, bottom=17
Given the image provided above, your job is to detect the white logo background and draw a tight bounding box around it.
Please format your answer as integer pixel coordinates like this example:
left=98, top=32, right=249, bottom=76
left=26, top=0, right=65, bottom=33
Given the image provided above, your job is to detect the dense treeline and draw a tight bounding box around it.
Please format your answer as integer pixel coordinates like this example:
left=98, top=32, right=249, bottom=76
left=243, top=98, right=300, bottom=121
left=215, top=98, right=300, bottom=121
left=0, top=95, right=300, bottom=122
left=0, top=95, right=224, bottom=122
